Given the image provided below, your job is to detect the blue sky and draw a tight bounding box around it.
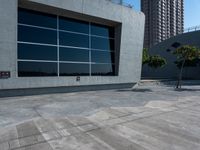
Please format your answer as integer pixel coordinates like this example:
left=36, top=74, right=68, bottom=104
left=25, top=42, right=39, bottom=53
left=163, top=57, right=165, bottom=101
left=124, top=0, right=200, bottom=28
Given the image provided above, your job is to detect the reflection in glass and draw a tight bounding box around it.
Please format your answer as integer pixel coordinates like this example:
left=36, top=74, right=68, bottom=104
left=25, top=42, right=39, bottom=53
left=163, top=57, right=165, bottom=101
left=18, top=25, right=57, bottom=44
left=59, top=32, right=89, bottom=48
left=18, top=8, right=57, bottom=29
left=91, top=23, right=114, bottom=38
left=60, top=63, right=89, bottom=76
left=60, top=47, right=89, bottom=62
left=91, top=51, right=114, bottom=63
left=59, top=17, right=89, bottom=34
left=91, top=37, right=114, bottom=51
left=18, top=8, right=117, bottom=77
left=18, top=61, right=57, bottom=77
left=18, top=43, right=57, bottom=61
left=91, top=64, right=115, bottom=76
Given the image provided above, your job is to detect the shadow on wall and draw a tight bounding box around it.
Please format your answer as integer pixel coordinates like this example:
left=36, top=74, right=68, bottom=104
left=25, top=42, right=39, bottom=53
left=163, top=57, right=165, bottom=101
left=142, top=30, right=200, bottom=79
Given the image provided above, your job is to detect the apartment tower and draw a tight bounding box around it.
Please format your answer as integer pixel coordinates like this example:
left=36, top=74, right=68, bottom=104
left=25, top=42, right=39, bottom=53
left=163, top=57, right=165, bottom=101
left=141, top=0, right=184, bottom=49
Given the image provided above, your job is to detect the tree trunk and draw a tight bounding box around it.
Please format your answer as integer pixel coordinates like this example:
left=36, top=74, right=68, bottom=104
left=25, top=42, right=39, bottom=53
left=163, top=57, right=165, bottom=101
left=176, top=59, right=186, bottom=88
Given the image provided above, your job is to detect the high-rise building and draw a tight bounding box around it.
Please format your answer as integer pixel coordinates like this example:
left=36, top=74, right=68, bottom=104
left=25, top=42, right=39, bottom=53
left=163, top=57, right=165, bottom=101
left=141, top=0, right=184, bottom=49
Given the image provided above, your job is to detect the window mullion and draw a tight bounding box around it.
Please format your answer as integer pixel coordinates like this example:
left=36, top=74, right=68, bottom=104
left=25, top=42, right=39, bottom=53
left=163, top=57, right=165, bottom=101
left=57, top=16, right=60, bottom=77
left=89, top=22, right=92, bottom=76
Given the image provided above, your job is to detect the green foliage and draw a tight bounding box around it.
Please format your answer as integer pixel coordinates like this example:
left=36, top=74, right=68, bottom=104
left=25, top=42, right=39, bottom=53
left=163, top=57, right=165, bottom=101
left=173, top=45, right=200, bottom=62
left=142, top=48, right=166, bottom=69
left=142, top=48, right=149, bottom=65
left=173, top=45, right=200, bottom=88
left=148, top=55, right=167, bottom=69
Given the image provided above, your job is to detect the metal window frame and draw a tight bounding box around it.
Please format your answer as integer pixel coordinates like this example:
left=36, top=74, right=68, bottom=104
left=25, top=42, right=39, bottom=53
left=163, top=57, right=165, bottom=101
left=17, top=11, right=116, bottom=77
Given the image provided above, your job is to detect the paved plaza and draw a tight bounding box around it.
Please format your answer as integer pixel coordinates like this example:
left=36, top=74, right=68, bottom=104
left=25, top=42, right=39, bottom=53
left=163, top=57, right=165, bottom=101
left=0, top=84, right=200, bottom=150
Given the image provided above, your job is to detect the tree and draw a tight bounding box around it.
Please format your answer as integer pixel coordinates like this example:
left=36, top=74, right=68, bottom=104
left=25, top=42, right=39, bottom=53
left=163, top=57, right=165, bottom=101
left=173, top=45, right=200, bottom=88
left=142, top=48, right=149, bottom=65
left=142, top=48, right=166, bottom=68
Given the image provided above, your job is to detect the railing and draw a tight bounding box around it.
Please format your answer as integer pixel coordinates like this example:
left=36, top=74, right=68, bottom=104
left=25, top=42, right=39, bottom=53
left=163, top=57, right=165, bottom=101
left=107, top=0, right=134, bottom=9
left=184, top=25, right=200, bottom=33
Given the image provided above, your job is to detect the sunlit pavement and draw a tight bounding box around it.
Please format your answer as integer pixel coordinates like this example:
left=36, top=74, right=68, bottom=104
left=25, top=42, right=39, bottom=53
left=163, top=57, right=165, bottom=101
left=1, top=84, right=200, bottom=150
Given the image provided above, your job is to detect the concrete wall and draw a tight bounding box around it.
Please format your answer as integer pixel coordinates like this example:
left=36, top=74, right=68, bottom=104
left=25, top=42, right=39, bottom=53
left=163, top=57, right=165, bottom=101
left=0, top=0, right=145, bottom=90
left=142, top=30, right=200, bottom=79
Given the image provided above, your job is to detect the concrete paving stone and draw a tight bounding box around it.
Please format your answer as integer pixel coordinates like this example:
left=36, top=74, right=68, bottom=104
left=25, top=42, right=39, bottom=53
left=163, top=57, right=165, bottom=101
left=178, top=108, right=200, bottom=119
left=78, top=123, right=99, bottom=132
left=134, top=117, right=200, bottom=144
left=0, top=127, right=18, bottom=143
left=175, top=101, right=199, bottom=108
left=16, top=121, right=40, bottom=138
left=165, top=111, right=200, bottom=127
left=89, top=128, right=147, bottom=150
left=86, top=132, right=116, bottom=150
left=9, top=139, right=20, bottom=149
left=109, top=107, right=132, bottom=115
left=13, top=148, right=25, bottom=150
left=144, top=100, right=178, bottom=111
left=107, top=107, right=146, bottom=114
left=117, top=109, right=164, bottom=124
left=19, top=135, right=38, bottom=147
left=21, top=142, right=53, bottom=150
left=125, top=121, right=200, bottom=150
left=95, top=117, right=125, bottom=127
left=66, top=127, right=83, bottom=135
left=187, top=105, right=200, bottom=112
left=154, top=114, right=200, bottom=137
left=87, top=110, right=117, bottom=122
left=57, top=129, right=71, bottom=137
left=66, top=116, right=93, bottom=126
left=50, top=118, right=75, bottom=130
left=1, top=85, right=200, bottom=149
left=34, top=118, right=56, bottom=133
left=104, top=108, right=128, bottom=118
left=112, top=124, right=171, bottom=150
left=0, top=142, right=9, bottom=150
left=35, top=134, right=46, bottom=142
left=49, top=132, right=114, bottom=150
left=117, top=114, right=139, bottom=123
left=42, top=131, right=61, bottom=141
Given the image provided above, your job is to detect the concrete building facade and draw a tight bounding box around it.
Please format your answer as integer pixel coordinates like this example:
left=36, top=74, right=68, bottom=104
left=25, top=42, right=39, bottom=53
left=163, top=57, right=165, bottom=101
left=141, top=0, right=184, bottom=49
left=0, top=0, right=145, bottom=96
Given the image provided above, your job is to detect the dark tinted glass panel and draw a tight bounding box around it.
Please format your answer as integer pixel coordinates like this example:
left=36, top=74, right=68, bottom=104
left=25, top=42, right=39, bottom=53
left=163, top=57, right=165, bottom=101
left=60, top=47, right=89, bottom=62
left=91, top=37, right=114, bottom=50
left=59, top=17, right=89, bottom=34
left=59, top=31, right=89, bottom=48
left=18, top=61, right=57, bottom=77
left=60, top=63, right=89, bottom=76
left=18, top=25, right=57, bottom=44
left=18, top=8, right=57, bottom=29
left=91, top=23, right=114, bottom=38
left=18, top=43, right=57, bottom=61
left=91, top=64, right=115, bottom=76
left=91, top=51, right=114, bottom=63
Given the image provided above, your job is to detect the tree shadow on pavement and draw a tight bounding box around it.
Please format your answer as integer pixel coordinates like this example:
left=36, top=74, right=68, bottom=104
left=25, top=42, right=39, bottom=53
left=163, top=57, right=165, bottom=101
left=174, top=88, right=200, bottom=92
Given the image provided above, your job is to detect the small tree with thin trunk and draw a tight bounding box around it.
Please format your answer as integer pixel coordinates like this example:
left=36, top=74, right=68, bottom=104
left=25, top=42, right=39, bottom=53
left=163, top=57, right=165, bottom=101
left=173, top=45, right=200, bottom=88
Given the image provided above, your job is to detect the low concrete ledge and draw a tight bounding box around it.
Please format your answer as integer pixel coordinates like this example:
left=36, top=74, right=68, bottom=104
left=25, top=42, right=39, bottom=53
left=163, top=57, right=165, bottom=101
left=0, top=83, right=135, bottom=98
left=139, top=79, right=200, bottom=86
